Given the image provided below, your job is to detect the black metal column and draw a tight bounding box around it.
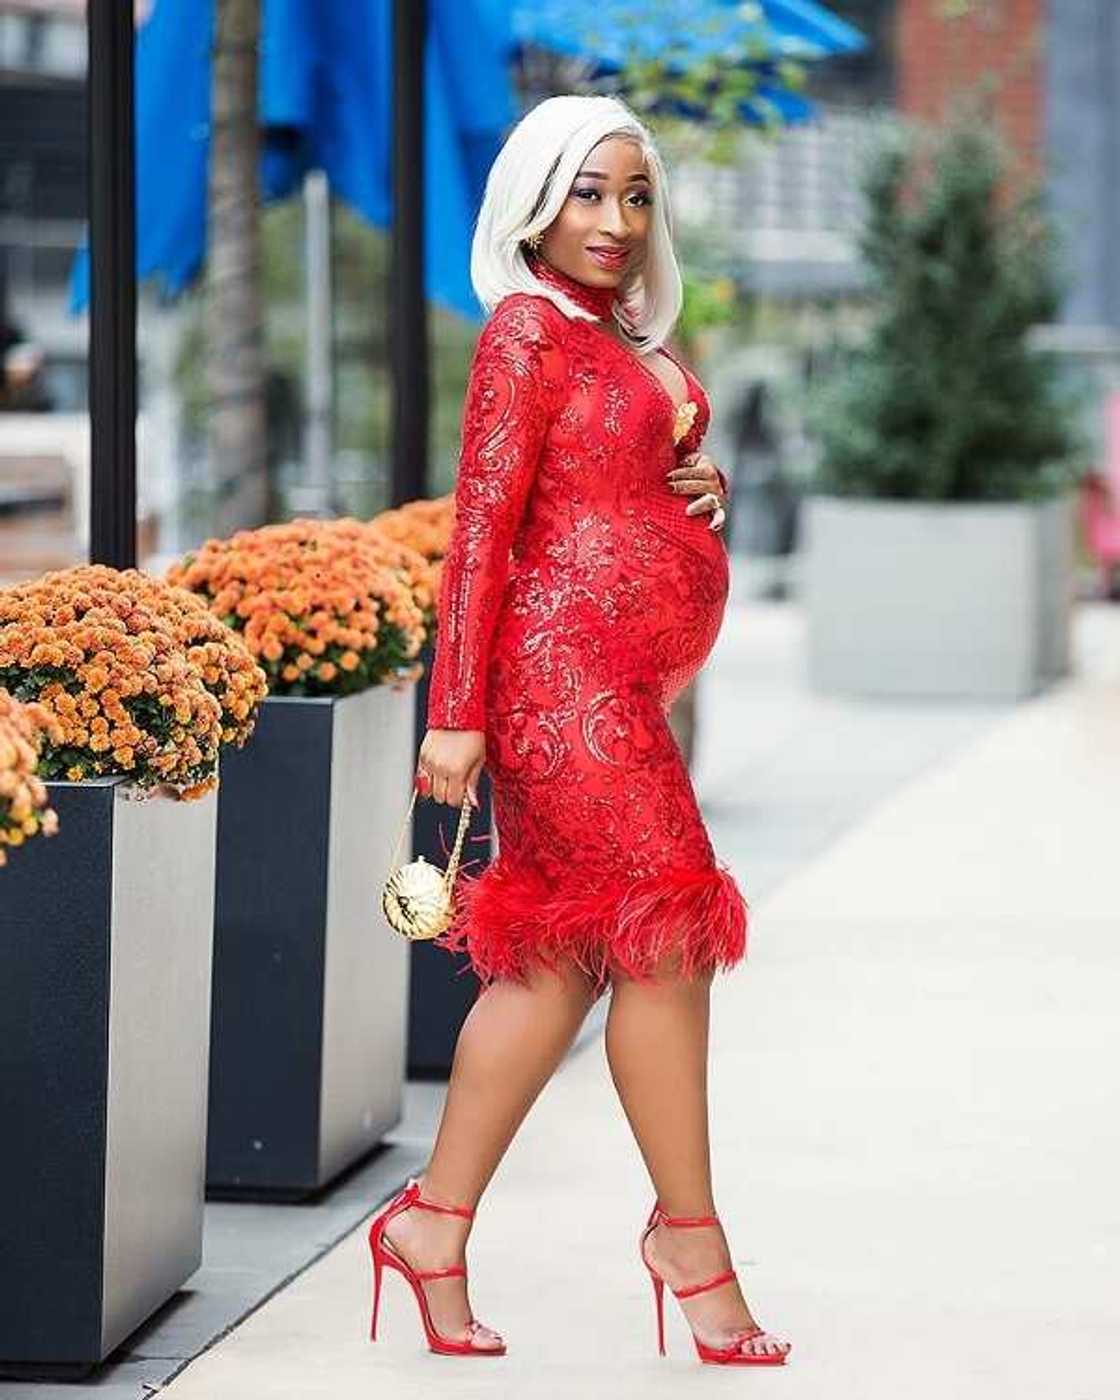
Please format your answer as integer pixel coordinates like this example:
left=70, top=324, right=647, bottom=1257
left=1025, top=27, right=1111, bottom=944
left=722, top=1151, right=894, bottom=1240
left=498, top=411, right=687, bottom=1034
left=86, top=0, right=137, bottom=569
left=390, top=0, right=428, bottom=506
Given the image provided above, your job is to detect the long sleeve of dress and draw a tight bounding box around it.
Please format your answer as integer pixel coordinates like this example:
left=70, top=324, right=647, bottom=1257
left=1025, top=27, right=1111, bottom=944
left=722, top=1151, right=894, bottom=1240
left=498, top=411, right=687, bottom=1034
left=426, top=296, right=566, bottom=732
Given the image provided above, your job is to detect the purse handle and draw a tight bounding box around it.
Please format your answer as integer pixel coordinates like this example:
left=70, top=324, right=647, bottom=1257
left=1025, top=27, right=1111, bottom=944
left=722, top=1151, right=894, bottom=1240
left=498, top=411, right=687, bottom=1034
left=386, top=783, right=475, bottom=890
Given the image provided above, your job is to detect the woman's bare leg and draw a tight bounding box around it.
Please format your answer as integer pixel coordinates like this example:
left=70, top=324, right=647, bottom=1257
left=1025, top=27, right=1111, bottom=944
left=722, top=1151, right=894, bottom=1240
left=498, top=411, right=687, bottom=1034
left=604, top=958, right=789, bottom=1358
left=382, top=956, right=598, bottom=1346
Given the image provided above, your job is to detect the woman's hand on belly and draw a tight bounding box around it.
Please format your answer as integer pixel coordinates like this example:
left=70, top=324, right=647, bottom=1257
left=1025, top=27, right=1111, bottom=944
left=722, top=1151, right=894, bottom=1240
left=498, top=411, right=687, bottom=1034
left=417, top=728, right=485, bottom=809
left=665, top=451, right=727, bottom=532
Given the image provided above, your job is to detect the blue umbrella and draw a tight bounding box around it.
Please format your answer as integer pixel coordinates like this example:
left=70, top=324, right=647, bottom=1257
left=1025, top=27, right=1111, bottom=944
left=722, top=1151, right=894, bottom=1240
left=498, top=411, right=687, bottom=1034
left=70, top=0, right=515, bottom=321
left=513, top=0, right=864, bottom=62
left=757, top=0, right=865, bottom=53
left=511, top=0, right=864, bottom=125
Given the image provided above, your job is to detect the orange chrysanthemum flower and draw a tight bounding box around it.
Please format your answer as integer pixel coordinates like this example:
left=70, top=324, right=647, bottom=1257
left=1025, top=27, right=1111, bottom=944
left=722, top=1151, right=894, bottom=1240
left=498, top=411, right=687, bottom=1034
left=0, top=564, right=269, bottom=800
left=367, top=494, right=455, bottom=570
left=0, top=688, right=62, bottom=866
left=367, top=495, right=457, bottom=624
left=166, top=517, right=433, bottom=698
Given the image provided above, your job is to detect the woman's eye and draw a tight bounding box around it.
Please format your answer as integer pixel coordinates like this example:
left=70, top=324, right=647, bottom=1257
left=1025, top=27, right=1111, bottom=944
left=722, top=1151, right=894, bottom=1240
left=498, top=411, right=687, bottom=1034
left=573, top=188, right=652, bottom=206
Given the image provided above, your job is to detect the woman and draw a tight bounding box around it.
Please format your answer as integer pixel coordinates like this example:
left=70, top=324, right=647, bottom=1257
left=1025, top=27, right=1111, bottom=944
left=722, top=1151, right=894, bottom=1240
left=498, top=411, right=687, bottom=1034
left=368, top=94, right=791, bottom=1367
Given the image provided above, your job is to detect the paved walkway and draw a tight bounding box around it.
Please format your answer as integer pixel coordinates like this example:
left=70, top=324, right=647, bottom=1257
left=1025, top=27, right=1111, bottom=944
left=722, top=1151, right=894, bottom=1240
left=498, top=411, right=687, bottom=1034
left=152, top=600, right=1120, bottom=1398
left=38, top=598, right=1120, bottom=1399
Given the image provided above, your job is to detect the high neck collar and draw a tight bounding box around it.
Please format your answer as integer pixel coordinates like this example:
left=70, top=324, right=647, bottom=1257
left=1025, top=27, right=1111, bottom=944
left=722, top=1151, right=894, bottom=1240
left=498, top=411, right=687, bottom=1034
left=525, top=249, right=619, bottom=321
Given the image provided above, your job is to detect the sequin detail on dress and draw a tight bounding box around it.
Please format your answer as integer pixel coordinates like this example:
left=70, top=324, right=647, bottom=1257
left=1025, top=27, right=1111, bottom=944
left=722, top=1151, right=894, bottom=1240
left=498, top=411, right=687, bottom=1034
left=425, top=270, right=747, bottom=990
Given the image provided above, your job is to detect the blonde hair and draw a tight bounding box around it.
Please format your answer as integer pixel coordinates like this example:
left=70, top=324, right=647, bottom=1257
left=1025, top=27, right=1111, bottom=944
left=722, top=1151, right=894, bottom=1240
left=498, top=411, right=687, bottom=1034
left=469, top=94, right=683, bottom=353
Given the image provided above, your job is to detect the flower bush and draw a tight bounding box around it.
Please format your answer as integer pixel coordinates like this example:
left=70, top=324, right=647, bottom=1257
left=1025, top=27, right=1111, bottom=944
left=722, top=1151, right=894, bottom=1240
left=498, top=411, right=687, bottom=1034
left=0, top=689, right=62, bottom=866
left=0, top=564, right=268, bottom=798
left=330, top=515, right=439, bottom=633
left=369, top=495, right=454, bottom=563
left=368, top=494, right=455, bottom=605
left=166, top=517, right=433, bottom=697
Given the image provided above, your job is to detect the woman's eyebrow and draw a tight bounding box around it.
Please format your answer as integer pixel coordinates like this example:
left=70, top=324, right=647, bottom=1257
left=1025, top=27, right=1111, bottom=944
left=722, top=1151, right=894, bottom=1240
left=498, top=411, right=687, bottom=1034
left=575, top=169, right=651, bottom=182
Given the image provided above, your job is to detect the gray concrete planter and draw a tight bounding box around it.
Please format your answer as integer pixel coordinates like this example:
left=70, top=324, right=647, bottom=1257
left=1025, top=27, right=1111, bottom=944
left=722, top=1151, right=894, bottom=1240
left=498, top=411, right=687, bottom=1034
left=0, top=778, right=218, bottom=1379
left=803, top=493, right=1076, bottom=698
left=206, top=683, right=412, bottom=1197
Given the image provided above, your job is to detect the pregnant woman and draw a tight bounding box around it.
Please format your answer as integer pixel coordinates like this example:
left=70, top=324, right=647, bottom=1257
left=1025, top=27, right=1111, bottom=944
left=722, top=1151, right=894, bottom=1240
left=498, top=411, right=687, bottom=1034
left=368, top=93, right=790, bottom=1367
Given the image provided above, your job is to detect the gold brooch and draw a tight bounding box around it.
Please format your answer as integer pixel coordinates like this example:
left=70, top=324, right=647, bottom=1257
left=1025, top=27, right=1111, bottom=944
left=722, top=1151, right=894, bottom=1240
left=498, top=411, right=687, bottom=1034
left=672, top=398, right=698, bottom=445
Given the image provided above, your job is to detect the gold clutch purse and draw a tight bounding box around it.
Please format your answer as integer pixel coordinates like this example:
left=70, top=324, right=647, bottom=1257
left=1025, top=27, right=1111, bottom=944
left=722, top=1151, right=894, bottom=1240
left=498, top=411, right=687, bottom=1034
left=381, top=785, right=474, bottom=940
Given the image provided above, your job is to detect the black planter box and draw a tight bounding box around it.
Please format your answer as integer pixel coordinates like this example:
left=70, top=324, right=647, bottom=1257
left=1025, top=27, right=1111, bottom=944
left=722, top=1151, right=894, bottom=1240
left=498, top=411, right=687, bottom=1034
left=0, top=778, right=217, bottom=1378
left=206, top=685, right=412, bottom=1198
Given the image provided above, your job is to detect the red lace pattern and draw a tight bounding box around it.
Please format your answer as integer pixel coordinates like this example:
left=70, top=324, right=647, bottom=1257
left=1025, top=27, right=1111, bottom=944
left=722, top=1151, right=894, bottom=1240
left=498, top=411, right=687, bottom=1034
left=425, top=272, right=748, bottom=990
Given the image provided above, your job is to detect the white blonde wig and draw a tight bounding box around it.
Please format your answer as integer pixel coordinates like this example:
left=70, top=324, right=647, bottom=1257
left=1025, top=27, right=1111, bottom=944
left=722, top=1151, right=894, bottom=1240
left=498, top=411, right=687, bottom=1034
left=469, top=94, right=683, bottom=353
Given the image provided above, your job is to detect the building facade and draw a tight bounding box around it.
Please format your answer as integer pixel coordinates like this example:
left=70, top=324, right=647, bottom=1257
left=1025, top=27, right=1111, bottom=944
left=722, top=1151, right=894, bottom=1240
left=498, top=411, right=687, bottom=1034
left=898, top=0, right=1120, bottom=336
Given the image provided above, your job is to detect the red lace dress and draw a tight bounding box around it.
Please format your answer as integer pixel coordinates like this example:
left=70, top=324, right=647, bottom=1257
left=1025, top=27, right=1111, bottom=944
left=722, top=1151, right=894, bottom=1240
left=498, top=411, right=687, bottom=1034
left=425, top=251, right=749, bottom=991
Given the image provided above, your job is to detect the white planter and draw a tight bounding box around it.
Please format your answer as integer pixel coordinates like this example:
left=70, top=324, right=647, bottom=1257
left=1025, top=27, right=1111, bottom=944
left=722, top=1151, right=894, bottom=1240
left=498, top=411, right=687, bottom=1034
left=803, top=492, right=1077, bottom=698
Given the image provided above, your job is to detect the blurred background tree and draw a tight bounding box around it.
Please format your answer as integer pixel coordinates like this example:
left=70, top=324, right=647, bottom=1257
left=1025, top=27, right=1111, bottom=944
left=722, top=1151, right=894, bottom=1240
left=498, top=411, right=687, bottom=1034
left=809, top=114, right=1085, bottom=501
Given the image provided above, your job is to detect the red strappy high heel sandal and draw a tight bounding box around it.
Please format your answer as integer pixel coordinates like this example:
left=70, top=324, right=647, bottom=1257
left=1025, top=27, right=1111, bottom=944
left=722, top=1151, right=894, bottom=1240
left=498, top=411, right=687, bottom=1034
left=640, top=1202, right=792, bottom=1365
left=367, top=1177, right=506, bottom=1357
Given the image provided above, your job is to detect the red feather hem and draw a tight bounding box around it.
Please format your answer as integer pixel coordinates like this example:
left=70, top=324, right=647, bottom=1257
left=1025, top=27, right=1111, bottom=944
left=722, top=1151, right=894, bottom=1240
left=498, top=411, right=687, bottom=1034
left=435, top=857, right=749, bottom=991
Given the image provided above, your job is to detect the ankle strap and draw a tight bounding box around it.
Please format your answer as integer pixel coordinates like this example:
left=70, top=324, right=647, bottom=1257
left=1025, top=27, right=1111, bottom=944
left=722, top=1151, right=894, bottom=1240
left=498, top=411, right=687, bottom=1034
left=655, top=1206, right=720, bottom=1229
left=414, top=1264, right=468, bottom=1281
left=406, top=1178, right=475, bottom=1220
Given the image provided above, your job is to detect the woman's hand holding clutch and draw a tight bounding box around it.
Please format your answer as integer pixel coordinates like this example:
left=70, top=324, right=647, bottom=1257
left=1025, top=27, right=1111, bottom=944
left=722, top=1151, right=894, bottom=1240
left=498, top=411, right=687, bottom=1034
left=416, top=728, right=485, bottom=809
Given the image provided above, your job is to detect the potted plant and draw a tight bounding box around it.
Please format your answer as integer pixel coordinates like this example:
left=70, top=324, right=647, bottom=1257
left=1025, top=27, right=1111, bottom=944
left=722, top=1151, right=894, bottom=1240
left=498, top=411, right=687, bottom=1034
left=167, top=517, right=430, bottom=1195
left=370, top=495, right=486, bottom=1078
left=0, top=564, right=265, bottom=1377
left=805, top=117, right=1084, bottom=698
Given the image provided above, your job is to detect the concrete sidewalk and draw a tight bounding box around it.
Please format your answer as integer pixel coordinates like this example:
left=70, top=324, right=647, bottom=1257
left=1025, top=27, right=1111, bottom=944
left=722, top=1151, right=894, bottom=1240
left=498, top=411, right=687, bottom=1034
left=123, top=603, right=1120, bottom=1397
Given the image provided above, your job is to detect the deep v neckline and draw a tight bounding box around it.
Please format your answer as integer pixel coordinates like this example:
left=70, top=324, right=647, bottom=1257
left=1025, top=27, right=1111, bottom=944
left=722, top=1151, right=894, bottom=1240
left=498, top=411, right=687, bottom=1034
left=636, top=346, right=694, bottom=417
left=590, top=327, right=694, bottom=416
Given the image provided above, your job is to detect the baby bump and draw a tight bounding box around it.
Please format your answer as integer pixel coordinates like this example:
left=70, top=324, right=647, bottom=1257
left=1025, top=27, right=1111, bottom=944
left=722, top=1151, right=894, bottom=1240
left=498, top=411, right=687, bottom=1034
left=630, top=503, right=729, bottom=702
left=484, top=612, right=721, bottom=793
left=640, top=486, right=731, bottom=590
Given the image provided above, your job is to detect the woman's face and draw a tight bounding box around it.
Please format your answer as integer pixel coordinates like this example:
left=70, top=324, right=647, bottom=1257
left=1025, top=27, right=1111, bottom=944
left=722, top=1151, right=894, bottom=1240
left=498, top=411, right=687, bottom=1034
left=537, top=135, right=653, bottom=291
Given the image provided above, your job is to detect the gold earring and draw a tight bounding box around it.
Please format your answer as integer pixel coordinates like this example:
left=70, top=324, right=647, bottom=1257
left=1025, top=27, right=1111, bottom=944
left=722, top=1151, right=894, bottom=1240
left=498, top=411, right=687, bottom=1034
left=523, top=231, right=543, bottom=250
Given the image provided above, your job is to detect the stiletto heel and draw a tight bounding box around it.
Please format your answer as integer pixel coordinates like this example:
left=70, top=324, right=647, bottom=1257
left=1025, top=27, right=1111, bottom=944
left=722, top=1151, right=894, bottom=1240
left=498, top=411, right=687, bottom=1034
left=369, top=1246, right=383, bottom=1341
left=366, top=1176, right=506, bottom=1357
left=639, top=1201, right=792, bottom=1366
left=649, top=1269, right=666, bottom=1355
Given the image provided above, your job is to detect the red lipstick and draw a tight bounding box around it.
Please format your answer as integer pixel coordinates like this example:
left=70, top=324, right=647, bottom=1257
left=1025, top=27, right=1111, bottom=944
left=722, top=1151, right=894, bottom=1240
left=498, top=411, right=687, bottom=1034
left=587, top=245, right=629, bottom=269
